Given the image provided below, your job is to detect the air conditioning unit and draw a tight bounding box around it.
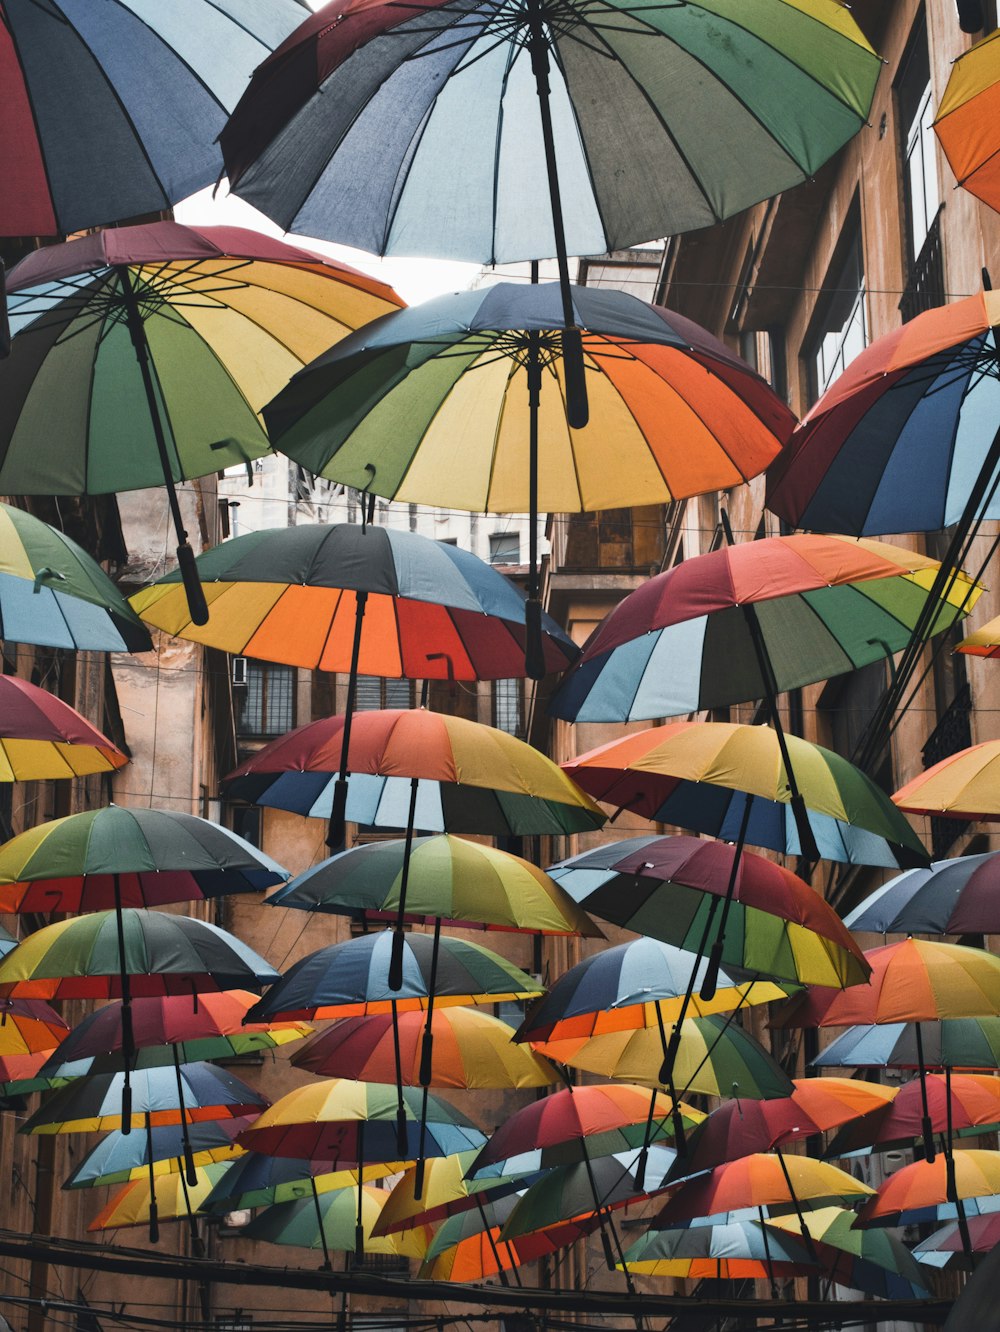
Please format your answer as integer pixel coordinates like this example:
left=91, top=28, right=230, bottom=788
left=231, top=656, right=248, bottom=688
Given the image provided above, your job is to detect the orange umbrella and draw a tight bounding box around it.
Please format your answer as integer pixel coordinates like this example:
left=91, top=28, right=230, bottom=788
left=828, top=1074, right=1000, bottom=1154
left=655, top=1153, right=873, bottom=1227
left=893, top=739, right=1000, bottom=821
left=933, top=28, right=1000, bottom=214
left=857, top=1149, right=1000, bottom=1226
left=0, top=998, right=67, bottom=1056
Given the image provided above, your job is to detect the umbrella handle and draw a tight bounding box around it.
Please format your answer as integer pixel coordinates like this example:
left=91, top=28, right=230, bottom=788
left=388, top=928, right=405, bottom=993
left=419, top=1027, right=434, bottom=1089
left=176, top=541, right=209, bottom=627
left=148, top=1195, right=160, bottom=1246
left=562, top=327, right=589, bottom=430
left=327, top=779, right=349, bottom=853
left=699, top=937, right=725, bottom=1003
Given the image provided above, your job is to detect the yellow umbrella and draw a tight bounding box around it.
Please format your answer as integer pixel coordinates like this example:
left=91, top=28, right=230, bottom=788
left=893, top=740, right=1000, bottom=821
left=933, top=28, right=1000, bottom=214
left=957, top=612, right=1000, bottom=658
left=88, top=1161, right=231, bottom=1237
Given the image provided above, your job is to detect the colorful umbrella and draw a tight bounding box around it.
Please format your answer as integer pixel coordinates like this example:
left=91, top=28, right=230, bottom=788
left=531, top=1014, right=795, bottom=1103
left=619, top=1221, right=815, bottom=1282
left=933, top=28, right=1000, bottom=215
left=766, top=290, right=1000, bottom=536
left=0, top=0, right=306, bottom=236
left=550, top=533, right=979, bottom=721
left=420, top=1198, right=599, bottom=1283
left=913, top=1212, right=1000, bottom=1267
left=547, top=834, right=868, bottom=989
left=0, top=1050, right=63, bottom=1097
left=293, top=1008, right=557, bottom=1090
left=812, top=1018, right=1000, bottom=1072
left=766, top=1207, right=931, bottom=1298
left=88, top=1161, right=234, bottom=1236
left=63, top=1118, right=254, bottom=1190
left=0, top=501, right=151, bottom=652
left=4, top=223, right=400, bottom=619
left=269, top=833, right=598, bottom=936
left=858, top=1150, right=1000, bottom=1227
left=370, top=1152, right=527, bottom=1237
left=243, top=1185, right=429, bottom=1261
left=199, top=1153, right=402, bottom=1215
left=957, top=612, right=1000, bottom=657
left=0, top=805, right=289, bottom=913
left=0, top=674, right=127, bottom=780
left=893, top=739, right=1000, bottom=821
left=562, top=722, right=928, bottom=868
left=0, top=997, right=67, bottom=1056
left=825, top=1074, right=1000, bottom=1155
left=844, top=851, right=1000, bottom=935
left=654, top=1154, right=873, bottom=1227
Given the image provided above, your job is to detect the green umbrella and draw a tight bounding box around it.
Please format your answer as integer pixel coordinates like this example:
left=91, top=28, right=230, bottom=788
left=765, top=1206, right=932, bottom=1299
left=243, top=1185, right=428, bottom=1263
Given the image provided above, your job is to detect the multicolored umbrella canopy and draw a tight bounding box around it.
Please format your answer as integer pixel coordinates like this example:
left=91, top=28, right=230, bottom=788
left=235, top=1079, right=484, bottom=1162
left=0, top=1050, right=63, bottom=1097
left=766, top=290, right=1000, bottom=535
left=131, top=521, right=576, bottom=678
left=619, top=1221, right=815, bottom=1280
left=913, top=1212, right=1000, bottom=1267
left=531, top=1015, right=795, bottom=1102
left=654, top=1154, right=874, bottom=1226
left=547, top=835, right=868, bottom=988
left=825, top=1074, right=1000, bottom=1155
left=370, top=1151, right=526, bottom=1236
left=292, top=1009, right=557, bottom=1090
left=87, top=1162, right=233, bottom=1233
left=20, top=1062, right=267, bottom=1135
left=0, top=909, right=280, bottom=1001
left=933, top=28, right=1000, bottom=215
left=958, top=612, right=1000, bottom=657
left=247, top=930, right=541, bottom=1022
left=0, top=806, right=289, bottom=913
left=0, top=675, right=127, bottom=781
left=199, top=1153, right=401, bottom=1214
left=420, top=1198, right=598, bottom=1282
left=766, top=1207, right=931, bottom=1298
left=0, top=997, right=67, bottom=1056
left=812, top=1019, right=1000, bottom=1071
left=893, top=740, right=1000, bottom=821
left=221, top=0, right=879, bottom=263
left=63, top=1118, right=254, bottom=1190
left=562, top=722, right=928, bottom=868
left=550, top=534, right=979, bottom=722
left=845, top=851, right=1000, bottom=935
left=0, top=0, right=306, bottom=236
left=244, top=1185, right=429, bottom=1257
left=223, top=707, right=605, bottom=835
left=0, top=501, right=151, bottom=652
left=858, top=1150, right=1000, bottom=1227
left=269, top=834, right=599, bottom=936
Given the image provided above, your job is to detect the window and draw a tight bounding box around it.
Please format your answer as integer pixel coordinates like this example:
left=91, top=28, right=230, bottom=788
left=355, top=676, right=413, bottom=710
left=235, top=662, right=294, bottom=737
left=896, top=11, right=940, bottom=267
left=806, top=203, right=867, bottom=401
left=493, top=678, right=521, bottom=736
left=489, top=531, right=520, bottom=565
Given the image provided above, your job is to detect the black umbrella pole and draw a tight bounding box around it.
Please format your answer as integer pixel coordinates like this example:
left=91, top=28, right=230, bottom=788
left=414, top=919, right=441, bottom=1200
left=659, top=897, right=721, bottom=1086
left=388, top=775, right=421, bottom=991
left=113, top=876, right=133, bottom=1135
left=329, top=591, right=369, bottom=851
left=391, top=1000, right=408, bottom=1157
left=116, top=266, right=208, bottom=626
left=758, top=1205, right=779, bottom=1300
left=311, top=1177, right=332, bottom=1271
left=943, top=1067, right=973, bottom=1265
left=177, top=1156, right=205, bottom=1257
left=172, top=1044, right=199, bottom=1186
left=145, top=1114, right=160, bottom=1245
left=524, top=333, right=546, bottom=681
left=475, top=1195, right=510, bottom=1287
left=355, top=1121, right=366, bottom=1260
left=700, top=796, right=754, bottom=1002
left=914, top=1023, right=936, bottom=1163
left=775, top=1149, right=821, bottom=1268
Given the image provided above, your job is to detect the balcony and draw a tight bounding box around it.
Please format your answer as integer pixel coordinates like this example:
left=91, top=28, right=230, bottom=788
left=899, top=208, right=945, bottom=324
left=922, top=682, right=972, bottom=857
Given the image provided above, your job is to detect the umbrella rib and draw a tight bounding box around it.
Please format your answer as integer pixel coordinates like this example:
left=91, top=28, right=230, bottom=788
left=104, top=0, right=232, bottom=117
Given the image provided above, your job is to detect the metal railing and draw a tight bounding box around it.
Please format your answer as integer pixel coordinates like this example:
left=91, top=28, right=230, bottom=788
left=899, top=208, right=945, bottom=323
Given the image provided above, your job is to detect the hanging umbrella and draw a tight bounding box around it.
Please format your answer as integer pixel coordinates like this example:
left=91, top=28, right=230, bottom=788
left=20, top=1062, right=267, bottom=1135
left=654, top=1154, right=874, bottom=1228
left=0, top=675, right=127, bottom=780
left=957, top=612, right=1000, bottom=657
left=825, top=1074, right=1000, bottom=1156
left=844, top=851, right=1000, bottom=935
left=765, top=1207, right=931, bottom=1299
left=932, top=28, right=1000, bottom=215
left=293, top=1008, right=557, bottom=1090
left=0, top=997, right=67, bottom=1056
left=63, top=1118, right=255, bottom=1190
left=766, top=290, right=1000, bottom=537
left=243, top=1185, right=429, bottom=1260
left=547, top=834, right=868, bottom=989
left=531, top=1014, right=795, bottom=1103
left=550, top=533, right=979, bottom=722
left=269, top=834, right=598, bottom=936
left=0, top=923, right=17, bottom=962
left=893, top=739, right=1000, bottom=821
left=858, top=1150, right=1000, bottom=1227
left=370, top=1152, right=529, bottom=1237
left=0, top=806, right=289, bottom=913
left=619, top=1221, right=815, bottom=1281
left=562, top=722, right=928, bottom=869
left=913, top=1213, right=1000, bottom=1268
left=0, top=1050, right=64, bottom=1097
left=199, top=1153, right=402, bottom=1215
left=3, top=222, right=400, bottom=620
left=812, top=1018, right=1000, bottom=1072
left=0, top=0, right=307, bottom=236
left=420, top=1197, right=600, bottom=1283
left=88, top=1161, right=233, bottom=1235
left=0, top=501, right=150, bottom=652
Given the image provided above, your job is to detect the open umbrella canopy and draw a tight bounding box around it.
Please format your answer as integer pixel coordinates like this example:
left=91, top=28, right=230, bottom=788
left=0, top=675, right=127, bottom=781
left=0, top=0, right=307, bottom=236
left=247, top=930, right=541, bottom=1022
left=20, top=1062, right=267, bottom=1135
left=63, top=1118, right=254, bottom=1190
left=563, top=722, right=928, bottom=868
left=221, top=0, right=879, bottom=264
left=0, top=806, right=289, bottom=913
left=620, top=1221, right=815, bottom=1280
left=236, top=1079, right=484, bottom=1162
left=548, top=835, right=868, bottom=988
left=654, top=1154, right=874, bottom=1227
left=223, top=707, right=605, bottom=835
left=244, top=1184, right=429, bottom=1257
left=772, top=939, right=1000, bottom=1029
left=0, top=1050, right=64, bottom=1097
left=514, top=937, right=785, bottom=1045
left=199, top=1152, right=402, bottom=1214
left=531, top=1015, right=795, bottom=1102
left=812, top=1018, right=1000, bottom=1071
left=292, top=1009, right=557, bottom=1090
left=269, top=834, right=599, bottom=936
left=0, top=997, right=67, bottom=1056
left=131, top=521, right=576, bottom=679
left=858, top=1150, right=1000, bottom=1227
left=550, top=534, right=979, bottom=722
left=958, top=612, right=1000, bottom=658
left=87, top=1162, right=233, bottom=1233
left=258, top=283, right=793, bottom=514
left=766, top=1207, right=931, bottom=1298
left=913, top=1212, right=1000, bottom=1267
left=825, top=1075, right=1000, bottom=1155
left=933, top=27, right=1000, bottom=215
left=893, top=740, right=1000, bottom=821
left=370, top=1151, right=526, bottom=1236
left=766, top=290, right=1000, bottom=536
left=0, top=501, right=151, bottom=653
left=0, top=909, right=280, bottom=1001
left=420, top=1198, right=599, bottom=1281
left=845, top=851, right=1000, bottom=935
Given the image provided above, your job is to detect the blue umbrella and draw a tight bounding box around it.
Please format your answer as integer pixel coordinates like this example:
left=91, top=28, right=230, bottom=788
left=63, top=1117, right=254, bottom=1189
left=845, top=852, right=1000, bottom=935
left=811, top=1020, right=1000, bottom=1072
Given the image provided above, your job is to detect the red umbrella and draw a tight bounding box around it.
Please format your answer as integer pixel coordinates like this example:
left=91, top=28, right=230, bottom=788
left=827, top=1074, right=1000, bottom=1155
left=0, top=675, right=127, bottom=780
left=655, top=1154, right=874, bottom=1227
